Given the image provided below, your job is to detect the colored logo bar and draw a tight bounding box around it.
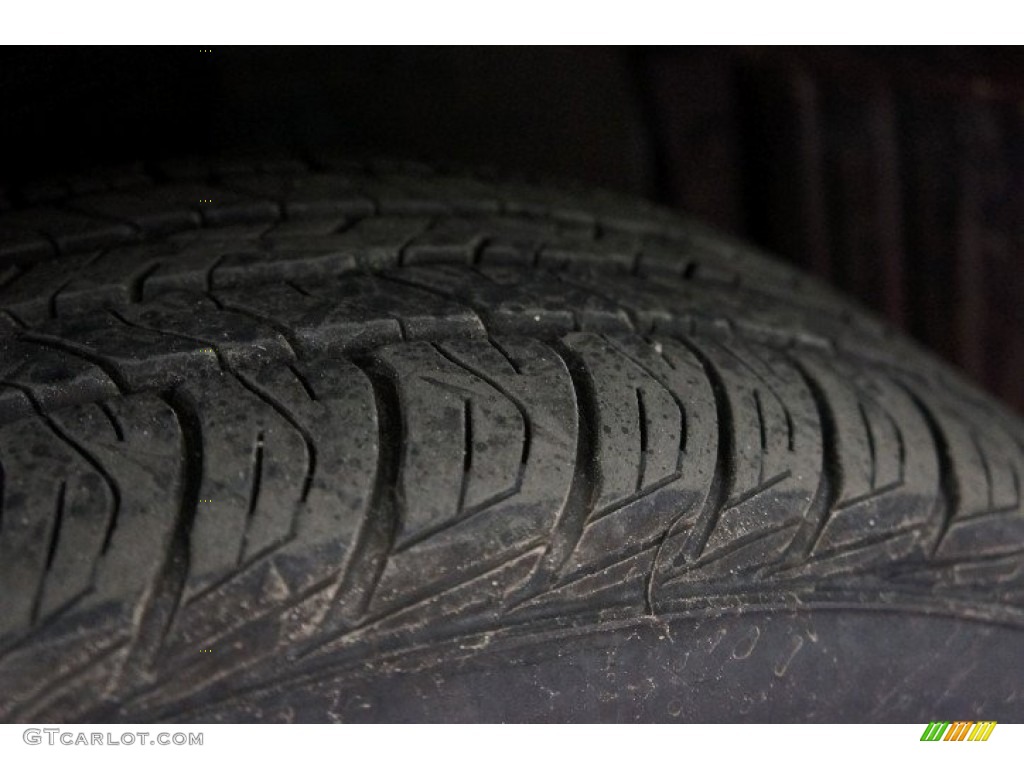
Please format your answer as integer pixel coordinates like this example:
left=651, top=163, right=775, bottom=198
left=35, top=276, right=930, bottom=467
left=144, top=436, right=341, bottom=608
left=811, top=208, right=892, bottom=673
left=920, top=721, right=997, bottom=741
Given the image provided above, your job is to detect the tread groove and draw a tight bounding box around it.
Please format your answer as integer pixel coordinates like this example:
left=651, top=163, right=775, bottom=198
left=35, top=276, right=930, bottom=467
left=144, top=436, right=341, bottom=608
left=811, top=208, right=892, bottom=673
left=753, top=388, right=768, bottom=465
left=969, top=429, right=995, bottom=511
left=35, top=482, right=67, bottom=620
left=458, top=399, right=473, bottom=514
left=288, top=364, right=319, bottom=401
left=239, top=430, right=266, bottom=566
left=636, top=387, right=649, bottom=492
left=130, top=262, right=162, bottom=304
left=858, top=400, right=877, bottom=489
left=97, top=401, right=125, bottom=442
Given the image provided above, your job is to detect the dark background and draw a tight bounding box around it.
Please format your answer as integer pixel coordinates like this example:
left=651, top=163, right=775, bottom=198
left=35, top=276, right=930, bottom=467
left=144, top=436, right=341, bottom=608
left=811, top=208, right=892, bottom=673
left=2, top=46, right=1022, bottom=412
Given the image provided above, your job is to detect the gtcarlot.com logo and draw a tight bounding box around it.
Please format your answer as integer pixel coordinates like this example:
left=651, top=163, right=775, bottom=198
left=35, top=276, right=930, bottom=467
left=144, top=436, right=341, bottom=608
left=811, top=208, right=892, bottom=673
left=920, top=721, right=997, bottom=742
left=23, top=729, right=203, bottom=746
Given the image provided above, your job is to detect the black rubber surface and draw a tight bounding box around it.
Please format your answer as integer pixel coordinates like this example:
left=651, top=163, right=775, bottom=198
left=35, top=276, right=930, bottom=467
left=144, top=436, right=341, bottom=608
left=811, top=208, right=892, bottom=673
left=0, top=158, right=1021, bottom=722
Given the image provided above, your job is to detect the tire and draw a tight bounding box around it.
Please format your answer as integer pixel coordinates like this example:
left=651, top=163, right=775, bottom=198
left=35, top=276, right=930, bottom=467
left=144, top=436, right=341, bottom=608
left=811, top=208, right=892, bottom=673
left=0, top=158, right=1021, bottom=723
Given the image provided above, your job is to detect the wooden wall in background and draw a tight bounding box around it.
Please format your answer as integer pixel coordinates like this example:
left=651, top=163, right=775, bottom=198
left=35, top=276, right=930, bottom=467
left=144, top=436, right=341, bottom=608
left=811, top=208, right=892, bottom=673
left=639, top=47, right=1024, bottom=413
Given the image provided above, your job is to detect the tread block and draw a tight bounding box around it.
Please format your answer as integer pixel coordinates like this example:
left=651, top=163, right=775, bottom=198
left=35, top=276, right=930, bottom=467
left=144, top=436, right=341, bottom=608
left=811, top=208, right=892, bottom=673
left=0, top=395, right=182, bottom=638
left=223, top=173, right=376, bottom=219
left=680, top=338, right=823, bottom=578
left=145, top=184, right=280, bottom=227
left=367, top=337, right=577, bottom=613
left=0, top=337, right=119, bottom=415
left=0, top=251, right=107, bottom=324
left=69, top=191, right=202, bottom=236
left=372, top=172, right=502, bottom=214
left=389, top=265, right=633, bottom=333
left=165, top=360, right=379, bottom=655
left=214, top=275, right=484, bottom=357
left=804, top=359, right=938, bottom=558
left=0, top=208, right=137, bottom=254
left=554, top=334, right=718, bottom=582
left=0, top=230, right=54, bottom=264
left=26, top=313, right=221, bottom=390
left=113, top=291, right=297, bottom=367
